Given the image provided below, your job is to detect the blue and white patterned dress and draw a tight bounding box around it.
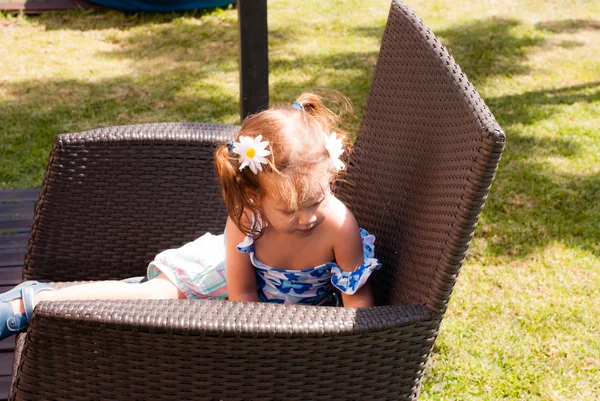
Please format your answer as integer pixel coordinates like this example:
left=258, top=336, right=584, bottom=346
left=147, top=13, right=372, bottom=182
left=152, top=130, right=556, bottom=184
left=148, top=228, right=381, bottom=305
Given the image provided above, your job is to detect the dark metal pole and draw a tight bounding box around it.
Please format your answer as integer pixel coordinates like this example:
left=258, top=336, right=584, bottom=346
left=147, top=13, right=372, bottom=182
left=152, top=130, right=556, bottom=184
left=237, top=0, right=269, bottom=121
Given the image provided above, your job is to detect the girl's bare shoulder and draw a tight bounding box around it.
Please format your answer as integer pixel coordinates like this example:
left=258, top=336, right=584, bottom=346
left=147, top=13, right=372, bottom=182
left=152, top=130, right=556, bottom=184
left=324, top=196, right=363, bottom=271
left=324, top=196, right=360, bottom=237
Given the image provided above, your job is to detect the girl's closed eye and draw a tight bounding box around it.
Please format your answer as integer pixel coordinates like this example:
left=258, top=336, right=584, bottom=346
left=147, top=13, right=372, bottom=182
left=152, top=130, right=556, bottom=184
left=303, top=196, right=326, bottom=210
left=282, top=199, right=324, bottom=216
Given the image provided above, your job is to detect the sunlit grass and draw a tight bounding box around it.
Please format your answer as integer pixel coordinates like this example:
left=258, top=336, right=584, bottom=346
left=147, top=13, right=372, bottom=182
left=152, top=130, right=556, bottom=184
left=410, top=2, right=600, bottom=398
left=1, top=1, right=599, bottom=399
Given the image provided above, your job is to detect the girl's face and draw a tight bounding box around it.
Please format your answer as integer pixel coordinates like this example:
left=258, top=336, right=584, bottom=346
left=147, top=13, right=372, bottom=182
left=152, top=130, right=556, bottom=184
left=259, top=184, right=333, bottom=237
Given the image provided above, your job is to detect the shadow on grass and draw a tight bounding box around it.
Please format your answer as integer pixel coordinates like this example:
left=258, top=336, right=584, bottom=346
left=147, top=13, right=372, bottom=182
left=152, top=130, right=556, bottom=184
left=483, top=166, right=600, bottom=258
left=436, top=17, right=544, bottom=85
left=0, top=12, right=242, bottom=125
left=28, top=7, right=231, bottom=31
left=480, top=81, right=600, bottom=258
left=98, top=14, right=239, bottom=63
left=431, top=17, right=600, bottom=257
left=487, top=81, right=600, bottom=126
left=269, top=49, right=378, bottom=118
left=535, top=19, right=600, bottom=33
left=350, top=25, right=386, bottom=40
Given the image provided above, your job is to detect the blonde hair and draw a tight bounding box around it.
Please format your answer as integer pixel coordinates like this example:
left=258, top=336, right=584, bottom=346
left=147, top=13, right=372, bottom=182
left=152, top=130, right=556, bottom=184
left=214, top=90, right=353, bottom=237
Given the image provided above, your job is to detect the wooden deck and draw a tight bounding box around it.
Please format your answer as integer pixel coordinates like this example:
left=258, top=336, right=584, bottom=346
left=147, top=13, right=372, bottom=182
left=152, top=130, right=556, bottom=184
left=0, top=188, right=39, bottom=400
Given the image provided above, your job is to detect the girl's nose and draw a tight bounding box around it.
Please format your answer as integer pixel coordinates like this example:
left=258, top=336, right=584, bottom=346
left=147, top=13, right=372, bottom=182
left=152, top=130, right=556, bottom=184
left=297, top=209, right=318, bottom=225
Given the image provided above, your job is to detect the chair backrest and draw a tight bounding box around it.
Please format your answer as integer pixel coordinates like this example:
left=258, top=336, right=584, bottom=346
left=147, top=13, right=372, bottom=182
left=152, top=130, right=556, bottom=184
left=336, top=0, right=505, bottom=314
left=24, top=123, right=238, bottom=282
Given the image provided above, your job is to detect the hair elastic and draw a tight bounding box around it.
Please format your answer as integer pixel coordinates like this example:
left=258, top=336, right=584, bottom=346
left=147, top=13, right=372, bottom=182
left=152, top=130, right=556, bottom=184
left=226, top=140, right=235, bottom=151
left=292, top=101, right=304, bottom=111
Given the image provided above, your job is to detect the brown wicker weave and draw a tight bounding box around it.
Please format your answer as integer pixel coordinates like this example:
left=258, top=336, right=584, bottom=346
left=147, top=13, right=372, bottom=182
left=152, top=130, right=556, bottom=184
left=10, top=1, right=505, bottom=400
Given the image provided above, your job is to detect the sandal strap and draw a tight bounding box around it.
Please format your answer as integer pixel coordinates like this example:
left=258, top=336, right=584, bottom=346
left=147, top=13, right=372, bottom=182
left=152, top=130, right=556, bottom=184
left=21, top=284, right=54, bottom=322
left=0, top=281, right=37, bottom=303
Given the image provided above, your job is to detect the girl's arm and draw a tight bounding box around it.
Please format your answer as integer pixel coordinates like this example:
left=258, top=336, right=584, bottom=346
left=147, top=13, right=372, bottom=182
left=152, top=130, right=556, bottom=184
left=332, top=212, right=376, bottom=308
left=225, top=217, right=260, bottom=303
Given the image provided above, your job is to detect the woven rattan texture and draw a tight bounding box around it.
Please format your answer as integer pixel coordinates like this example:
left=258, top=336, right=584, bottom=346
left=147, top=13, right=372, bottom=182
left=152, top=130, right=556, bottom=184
left=11, top=300, right=435, bottom=401
left=336, top=0, right=505, bottom=314
left=23, top=122, right=239, bottom=282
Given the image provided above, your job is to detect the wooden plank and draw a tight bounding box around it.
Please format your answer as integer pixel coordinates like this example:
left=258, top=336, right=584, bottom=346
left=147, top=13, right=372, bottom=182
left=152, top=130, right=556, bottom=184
left=0, top=222, right=30, bottom=234
left=0, top=234, right=29, bottom=250
left=0, top=189, right=39, bottom=203
left=0, top=339, right=15, bottom=353
left=0, top=248, right=26, bottom=259
left=0, top=252, right=25, bottom=269
left=238, top=0, right=269, bottom=120
left=0, top=354, right=13, bottom=377
left=0, top=213, right=33, bottom=224
left=0, top=354, right=12, bottom=401
left=0, top=266, right=22, bottom=285
left=0, top=203, right=35, bottom=216
left=0, top=375, right=10, bottom=401
left=0, top=345, right=14, bottom=400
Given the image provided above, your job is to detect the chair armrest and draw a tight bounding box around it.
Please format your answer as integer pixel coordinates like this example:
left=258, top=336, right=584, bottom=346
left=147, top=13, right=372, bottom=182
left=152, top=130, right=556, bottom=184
left=25, top=123, right=240, bottom=282
left=12, top=300, right=436, bottom=400
left=34, top=298, right=433, bottom=336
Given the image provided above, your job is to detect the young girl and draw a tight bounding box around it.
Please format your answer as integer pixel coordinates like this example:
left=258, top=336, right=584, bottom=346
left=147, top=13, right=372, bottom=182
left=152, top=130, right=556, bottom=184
left=0, top=92, right=381, bottom=340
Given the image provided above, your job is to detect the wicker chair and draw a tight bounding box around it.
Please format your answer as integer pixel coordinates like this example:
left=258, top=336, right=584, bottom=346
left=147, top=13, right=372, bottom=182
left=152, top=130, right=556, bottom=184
left=10, top=1, right=505, bottom=400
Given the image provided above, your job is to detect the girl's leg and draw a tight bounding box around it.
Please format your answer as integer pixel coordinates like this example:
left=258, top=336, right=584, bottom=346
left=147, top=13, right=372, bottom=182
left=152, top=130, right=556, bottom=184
left=11, top=273, right=184, bottom=314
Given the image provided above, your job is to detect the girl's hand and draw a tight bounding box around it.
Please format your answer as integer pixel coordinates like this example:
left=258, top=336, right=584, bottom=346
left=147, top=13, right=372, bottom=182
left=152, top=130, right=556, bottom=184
left=340, top=282, right=375, bottom=308
left=225, top=217, right=260, bottom=303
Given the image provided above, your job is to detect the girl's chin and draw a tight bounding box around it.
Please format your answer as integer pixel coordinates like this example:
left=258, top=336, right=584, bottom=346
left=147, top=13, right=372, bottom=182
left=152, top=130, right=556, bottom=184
left=294, top=230, right=314, bottom=237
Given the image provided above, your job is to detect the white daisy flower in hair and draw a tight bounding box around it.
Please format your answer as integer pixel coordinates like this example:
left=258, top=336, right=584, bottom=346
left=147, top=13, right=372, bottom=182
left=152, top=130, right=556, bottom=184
left=232, top=135, right=271, bottom=174
left=323, top=132, right=345, bottom=171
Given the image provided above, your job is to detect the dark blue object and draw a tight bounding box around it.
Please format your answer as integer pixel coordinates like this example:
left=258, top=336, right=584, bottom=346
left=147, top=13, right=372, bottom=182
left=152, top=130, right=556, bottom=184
left=89, top=0, right=235, bottom=12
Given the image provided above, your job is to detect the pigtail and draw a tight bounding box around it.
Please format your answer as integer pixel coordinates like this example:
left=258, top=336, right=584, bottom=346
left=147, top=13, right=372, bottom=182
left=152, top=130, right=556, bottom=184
left=294, top=90, right=353, bottom=151
left=292, top=90, right=354, bottom=188
left=214, top=143, right=260, bottom=237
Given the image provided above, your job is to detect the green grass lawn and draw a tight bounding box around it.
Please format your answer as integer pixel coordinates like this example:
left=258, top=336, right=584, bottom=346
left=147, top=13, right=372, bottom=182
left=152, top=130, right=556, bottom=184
left=1, top=0, right=599, bottom=399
